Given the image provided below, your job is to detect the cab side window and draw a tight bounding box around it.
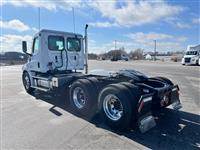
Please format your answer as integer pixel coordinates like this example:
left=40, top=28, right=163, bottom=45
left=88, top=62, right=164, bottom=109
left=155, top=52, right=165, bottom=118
left=32, top=37, right=39, bottom=54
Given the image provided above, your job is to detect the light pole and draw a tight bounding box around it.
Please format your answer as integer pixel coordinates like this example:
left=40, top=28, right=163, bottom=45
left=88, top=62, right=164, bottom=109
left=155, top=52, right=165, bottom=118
left=114, top=40, right=117, bottom=50
left=154, top=40, right=156, bottom=61
left=114, top=40, right=117, bottom=59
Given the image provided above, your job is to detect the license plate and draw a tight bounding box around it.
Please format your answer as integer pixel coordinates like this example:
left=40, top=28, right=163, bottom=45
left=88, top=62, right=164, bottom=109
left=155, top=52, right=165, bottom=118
left=138, top=115, right=156, bottom=133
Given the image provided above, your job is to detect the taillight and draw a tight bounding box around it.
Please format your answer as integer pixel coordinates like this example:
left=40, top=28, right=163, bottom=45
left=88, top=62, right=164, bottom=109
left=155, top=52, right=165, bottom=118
left=138, top=100, right=144, bottom=113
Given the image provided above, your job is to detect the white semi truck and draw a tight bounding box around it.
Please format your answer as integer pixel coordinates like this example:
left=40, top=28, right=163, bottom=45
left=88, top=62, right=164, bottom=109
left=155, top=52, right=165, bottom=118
left=22, top=25, right=181, bottom=133
left=182, top=44, right=200, bottom=65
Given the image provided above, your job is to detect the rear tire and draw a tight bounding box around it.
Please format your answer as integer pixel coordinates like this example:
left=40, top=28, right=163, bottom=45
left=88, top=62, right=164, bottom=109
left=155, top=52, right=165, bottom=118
left=99, top=83, right=139, bottom=130
left=22, top=72, right=35, bottom=94
left=86, top=77, right=100, bottom=91
left=69, top=79, right=97, bottom=117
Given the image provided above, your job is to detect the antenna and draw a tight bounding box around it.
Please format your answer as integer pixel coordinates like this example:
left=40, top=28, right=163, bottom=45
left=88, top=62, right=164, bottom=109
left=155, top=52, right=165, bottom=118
left=38, top=7, right=40, bottom=31
left=72, top=7, right=75, bottom=33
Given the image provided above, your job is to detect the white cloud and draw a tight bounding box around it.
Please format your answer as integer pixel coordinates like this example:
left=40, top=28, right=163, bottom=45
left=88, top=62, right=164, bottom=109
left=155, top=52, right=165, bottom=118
left=2, top=0, right=84, bottom=11
left=176, top=36, right=187, bottom=42
left=154, top=42, right=183, bottom=51
left=0, top=34, right=32, bottom=53
left=32, top=27, right=39, bottom=33
left=126, top=32, right=187, bottom=51
left=127, top=32, right=173, bottom=43
left=165, top=17, right=191, bottom=29
left=88, top=31, right=188, bottom=53
left=192, top=18, right=200, bottom=24
left=176, top=22, right=191, bottom=29
left=89, top=21, right=118, bottom=28
left=3, top=1, right=185, bottom=28
left=89, top=1, right=184, bottom=27
left=0, top=19, right=30, bottom=32
left=1, top=19, right=39, bottom=32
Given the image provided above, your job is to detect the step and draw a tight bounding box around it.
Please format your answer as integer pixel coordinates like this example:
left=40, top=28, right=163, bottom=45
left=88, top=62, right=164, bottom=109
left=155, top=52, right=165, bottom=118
left=31, top=86, right=50, bottom=92
left=32, top=76, right=50, bottom=81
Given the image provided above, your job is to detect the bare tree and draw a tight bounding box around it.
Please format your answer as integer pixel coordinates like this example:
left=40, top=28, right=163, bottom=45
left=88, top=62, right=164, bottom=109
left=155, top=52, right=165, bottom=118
left=129, top=48, right=144, bottom=60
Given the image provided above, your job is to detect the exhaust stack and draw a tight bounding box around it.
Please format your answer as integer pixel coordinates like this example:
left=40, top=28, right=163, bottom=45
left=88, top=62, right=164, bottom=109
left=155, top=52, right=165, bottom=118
left=85, top=24, right=88, bottom=74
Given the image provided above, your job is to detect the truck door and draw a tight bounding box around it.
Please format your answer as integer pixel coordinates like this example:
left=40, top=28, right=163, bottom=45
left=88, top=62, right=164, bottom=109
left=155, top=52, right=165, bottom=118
left=47, top=35, right=66, bottom=69
left=66, top=37, right=84, bottom=70
left=29, top=36, right=40, bottom=71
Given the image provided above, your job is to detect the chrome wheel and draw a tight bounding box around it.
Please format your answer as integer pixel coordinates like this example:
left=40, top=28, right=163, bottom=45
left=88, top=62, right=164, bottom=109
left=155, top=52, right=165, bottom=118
left=23, top=74, right=30, bottom=90
left=103, top=94, right=123, bottom=121
left=73, top=87, right=86, bottom=109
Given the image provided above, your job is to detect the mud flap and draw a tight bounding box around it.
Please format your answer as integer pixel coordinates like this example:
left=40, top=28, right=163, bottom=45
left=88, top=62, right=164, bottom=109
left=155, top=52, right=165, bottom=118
left=138, top=115, right=156, bottom=133
left=170, top=85, right=182, bottom=110
left=137, top=94, right=156, bottom=133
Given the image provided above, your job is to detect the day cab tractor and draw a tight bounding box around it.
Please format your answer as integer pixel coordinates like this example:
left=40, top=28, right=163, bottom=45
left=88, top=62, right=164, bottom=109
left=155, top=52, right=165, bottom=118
left=22, top=25, right=182, bottom=133
left=182, top=44, right=200, bottom=66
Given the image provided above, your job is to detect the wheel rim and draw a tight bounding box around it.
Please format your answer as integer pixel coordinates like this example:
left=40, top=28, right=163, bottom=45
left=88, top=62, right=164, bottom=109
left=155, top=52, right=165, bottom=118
left=23, top=74, right=30, bottom=90
left=103, top=94, right=123, bottom=121
left=73, top=87, right=86, bottom=109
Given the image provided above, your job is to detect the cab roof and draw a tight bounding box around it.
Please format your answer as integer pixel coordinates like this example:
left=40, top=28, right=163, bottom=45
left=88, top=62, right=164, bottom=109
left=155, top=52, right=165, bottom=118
left=38, top=29, right=83, bottom=37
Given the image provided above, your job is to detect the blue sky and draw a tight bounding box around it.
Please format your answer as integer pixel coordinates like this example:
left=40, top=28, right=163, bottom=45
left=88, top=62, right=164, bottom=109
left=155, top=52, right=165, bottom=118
left=0, top=0, right=199, bottom=54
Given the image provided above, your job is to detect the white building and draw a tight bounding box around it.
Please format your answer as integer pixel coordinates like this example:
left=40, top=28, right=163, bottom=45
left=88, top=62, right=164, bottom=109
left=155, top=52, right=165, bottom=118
left=145, top=54, right=152, bottom=60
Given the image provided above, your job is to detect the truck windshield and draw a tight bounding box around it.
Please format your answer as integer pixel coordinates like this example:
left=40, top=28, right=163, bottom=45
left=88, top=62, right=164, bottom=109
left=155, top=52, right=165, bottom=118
left=186, top=51, right=198, bottom=55
left=67, top=38, right=81, bottom=52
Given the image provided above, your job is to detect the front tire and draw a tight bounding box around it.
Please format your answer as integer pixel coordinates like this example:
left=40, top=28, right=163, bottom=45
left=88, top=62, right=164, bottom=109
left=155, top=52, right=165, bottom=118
left=22, top=72, right=35, bottom=94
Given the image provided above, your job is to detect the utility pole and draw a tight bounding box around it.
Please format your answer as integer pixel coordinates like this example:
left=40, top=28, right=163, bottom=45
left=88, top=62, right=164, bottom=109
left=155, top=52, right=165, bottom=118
left=154, top=40, right=156, bottom=61
left=114, top=40, right=117, bottom=50
left=114, top=40, right=117, bottom=59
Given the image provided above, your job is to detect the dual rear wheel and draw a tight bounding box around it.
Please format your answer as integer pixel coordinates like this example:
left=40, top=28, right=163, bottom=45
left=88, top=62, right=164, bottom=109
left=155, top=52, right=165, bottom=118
left=69, top=79, right=140, bottom=129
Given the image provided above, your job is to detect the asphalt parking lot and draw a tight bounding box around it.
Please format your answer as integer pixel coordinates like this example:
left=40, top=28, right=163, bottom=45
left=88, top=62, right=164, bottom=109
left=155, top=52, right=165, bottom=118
left=1, top=60, right=200, bottom=150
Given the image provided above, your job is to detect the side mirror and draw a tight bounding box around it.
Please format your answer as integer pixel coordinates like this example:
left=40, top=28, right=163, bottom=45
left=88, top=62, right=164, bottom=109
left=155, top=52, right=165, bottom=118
left=22, top=41, right=27, bottom=53
left=22, top=41, right=32, bottom=56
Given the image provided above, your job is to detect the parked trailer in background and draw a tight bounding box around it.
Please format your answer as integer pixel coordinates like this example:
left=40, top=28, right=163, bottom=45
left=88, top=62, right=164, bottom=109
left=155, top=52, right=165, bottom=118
left=22, top=25, right=182, bottom=133
left=182, top=44, right=200, bottom=65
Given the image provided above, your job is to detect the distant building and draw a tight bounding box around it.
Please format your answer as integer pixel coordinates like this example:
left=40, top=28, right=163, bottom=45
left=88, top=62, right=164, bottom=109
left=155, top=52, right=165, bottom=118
left=145, top=54, right=152, bottom=60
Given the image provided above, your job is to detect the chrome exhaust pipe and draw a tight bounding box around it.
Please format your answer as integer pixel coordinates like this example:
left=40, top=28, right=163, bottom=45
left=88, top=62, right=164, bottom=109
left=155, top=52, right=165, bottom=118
left=85, top=24, right=88, bottom=74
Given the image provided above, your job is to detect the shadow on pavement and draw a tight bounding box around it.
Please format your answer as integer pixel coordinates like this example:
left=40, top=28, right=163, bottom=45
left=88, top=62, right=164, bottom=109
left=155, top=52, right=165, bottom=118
left=33, top=89, right=200, bottom=150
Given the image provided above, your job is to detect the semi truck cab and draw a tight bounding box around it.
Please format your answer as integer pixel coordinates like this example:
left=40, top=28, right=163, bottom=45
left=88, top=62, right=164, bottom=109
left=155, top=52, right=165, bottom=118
left=22, top=29, right=85, bottom=73
left=182, top=45, right=200, bottom=65
left=22, top=25, right=181, bottom=133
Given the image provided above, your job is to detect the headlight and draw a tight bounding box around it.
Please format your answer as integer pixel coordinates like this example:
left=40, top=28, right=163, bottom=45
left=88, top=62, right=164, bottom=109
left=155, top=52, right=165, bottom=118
left=191, top=57, right=196, bottom=61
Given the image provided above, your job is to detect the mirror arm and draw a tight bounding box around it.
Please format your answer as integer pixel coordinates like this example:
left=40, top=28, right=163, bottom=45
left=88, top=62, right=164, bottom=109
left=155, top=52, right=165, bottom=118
left=26, top=52, right=32, bottom=56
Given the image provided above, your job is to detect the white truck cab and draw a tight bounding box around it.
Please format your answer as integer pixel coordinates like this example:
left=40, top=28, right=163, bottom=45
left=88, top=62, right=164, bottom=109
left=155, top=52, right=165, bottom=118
left=182, top=45, right=200, bottom=65
left=22, top=29, right=85, bottom=73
